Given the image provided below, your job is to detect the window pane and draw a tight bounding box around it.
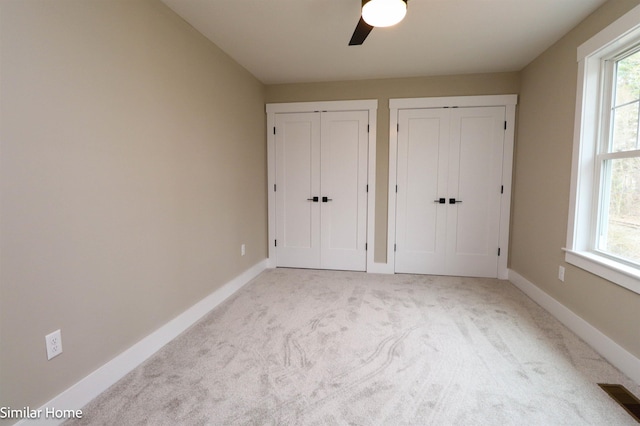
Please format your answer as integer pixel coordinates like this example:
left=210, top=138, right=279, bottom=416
left=614, top=50, right=640, bottom=107
left=598, top=157, right=640, bottom=265
left=611, top=101, right=639, bottom=151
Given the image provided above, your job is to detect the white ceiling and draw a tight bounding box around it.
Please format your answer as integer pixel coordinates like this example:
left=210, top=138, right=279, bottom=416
left=161, top=0, right=607, bottom=85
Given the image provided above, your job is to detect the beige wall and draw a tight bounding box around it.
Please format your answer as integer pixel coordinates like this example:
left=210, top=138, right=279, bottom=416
left=266, top=73, right=520, bottom=262
left=0, top=0, right=266, bottom=414
left=512, top=0, right=640, bottom=359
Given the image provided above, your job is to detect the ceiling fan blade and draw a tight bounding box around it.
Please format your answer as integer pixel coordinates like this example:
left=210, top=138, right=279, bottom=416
left=348, top=16, right=373, bottom=46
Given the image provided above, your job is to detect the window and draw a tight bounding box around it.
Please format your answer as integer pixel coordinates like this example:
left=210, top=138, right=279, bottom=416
left=567, top=4, right=640, bottom=294
left=597, top=50, right=640, bottom=266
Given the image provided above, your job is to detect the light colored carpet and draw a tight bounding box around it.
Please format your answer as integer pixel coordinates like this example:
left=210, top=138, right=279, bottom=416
left=68, top=268, right=640, bottom=425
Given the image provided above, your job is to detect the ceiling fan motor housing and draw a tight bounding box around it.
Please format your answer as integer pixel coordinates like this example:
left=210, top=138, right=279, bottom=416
left=361, top=0, right=408, bottom=28
left=350, top=0, right=407, bottom=45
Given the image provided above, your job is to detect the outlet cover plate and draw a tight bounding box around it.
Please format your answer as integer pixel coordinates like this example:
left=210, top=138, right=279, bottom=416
left=46, top=329, right=63, bottom=360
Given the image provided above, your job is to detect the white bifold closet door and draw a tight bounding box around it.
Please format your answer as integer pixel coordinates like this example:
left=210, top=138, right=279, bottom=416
left=274, top=111, right=368, bottom=271
left=395, top=106, right=505, bottom=277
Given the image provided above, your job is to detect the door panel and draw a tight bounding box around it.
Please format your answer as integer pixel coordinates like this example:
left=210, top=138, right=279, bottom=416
left=395, top=106, right=505, bottom=278
left=447, top=107, right=505, bottom=277
left=275, top=111, right=368, bottom=271
left=275, top=113, right=321, bottom=268
left=320, top=111, right=368, bottom=271
left=395, top=109, right=449, bottom=274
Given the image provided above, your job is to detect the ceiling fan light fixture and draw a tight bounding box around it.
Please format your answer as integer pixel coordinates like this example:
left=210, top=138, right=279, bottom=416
left=362, top=0, right=407, bottom=28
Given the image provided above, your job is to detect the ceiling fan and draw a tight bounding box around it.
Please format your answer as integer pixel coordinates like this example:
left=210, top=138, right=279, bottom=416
left=349, top=0, right=408, bottom=46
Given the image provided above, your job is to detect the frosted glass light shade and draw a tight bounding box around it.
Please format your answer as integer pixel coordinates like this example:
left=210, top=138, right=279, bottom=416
left=362, top=0, right=407, bottom=28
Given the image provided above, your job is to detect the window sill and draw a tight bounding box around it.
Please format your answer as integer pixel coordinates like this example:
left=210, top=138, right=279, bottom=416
left=564, top=249, right=640, bottom=295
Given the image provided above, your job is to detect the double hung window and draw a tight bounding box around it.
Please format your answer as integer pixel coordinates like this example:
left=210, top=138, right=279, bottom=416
left=567, top=5, right=640, bottom=294
left=596, top=50, right=640, bottom=266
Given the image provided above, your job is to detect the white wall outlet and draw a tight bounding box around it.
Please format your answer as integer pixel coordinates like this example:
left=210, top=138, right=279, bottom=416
left=558, top=266, right=565, bottom=282
left=241, top=244, right=246, bottom=256
left=45, top=329, right=63, bottom=360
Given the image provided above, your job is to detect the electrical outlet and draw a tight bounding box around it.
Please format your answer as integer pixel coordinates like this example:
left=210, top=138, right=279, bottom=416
left=45, top=329, right=63, bottom=360
left=241, top=244, right=246, bottom=256
left=558, top=266, right=565, bottom=282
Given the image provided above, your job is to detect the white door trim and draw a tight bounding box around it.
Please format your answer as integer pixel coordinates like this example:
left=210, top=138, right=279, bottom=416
left=266, top=100, right=378, bottom=272
left=387, top=95, right=517, bottom=278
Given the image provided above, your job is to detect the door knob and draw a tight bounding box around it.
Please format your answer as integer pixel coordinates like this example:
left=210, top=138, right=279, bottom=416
left=307, top=197, right=319, bottom=202
left=322, top=196, right=333, bottom=202
left=449, top=198, right=462, bottom=204
left=434, top=198, right=446, bottom=204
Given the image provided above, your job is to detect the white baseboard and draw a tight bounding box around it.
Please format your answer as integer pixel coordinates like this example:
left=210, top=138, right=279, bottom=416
left=266, top=256, right=395, bottom=274
left=366, top=262, right=395, bottom=274
left=508, top=269, right=640, bottom=385
left=18, top=260, right=269, bottom=426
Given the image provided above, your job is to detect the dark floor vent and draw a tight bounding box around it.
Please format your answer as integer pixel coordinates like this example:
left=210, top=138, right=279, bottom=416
left=599, top=383, right=640, bottom=423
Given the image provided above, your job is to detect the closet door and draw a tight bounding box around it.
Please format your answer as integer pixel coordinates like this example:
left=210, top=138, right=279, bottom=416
left=274, top=111, right=368, bottom=271
left=446, top=106, right=505, bottom=277
left=395, top=108, right=450, bottom=274
left=274, top=112, right=321, bottom=268
left=320, top=111, right=368, bottom=271
left=395, top=106, right=505, bottom=277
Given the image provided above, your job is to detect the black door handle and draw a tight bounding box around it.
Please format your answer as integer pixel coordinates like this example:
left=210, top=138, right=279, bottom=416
left=449, top=198, right=462, bottom=204
left=307, top=197, right=319, bottom=202
left=322, top=196, right=333, bottom=202
left=434, top=198, right=446, bottom=204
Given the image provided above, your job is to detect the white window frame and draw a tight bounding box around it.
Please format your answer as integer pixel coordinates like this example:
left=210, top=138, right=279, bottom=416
left=566, top=4, right=640, bottom=295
